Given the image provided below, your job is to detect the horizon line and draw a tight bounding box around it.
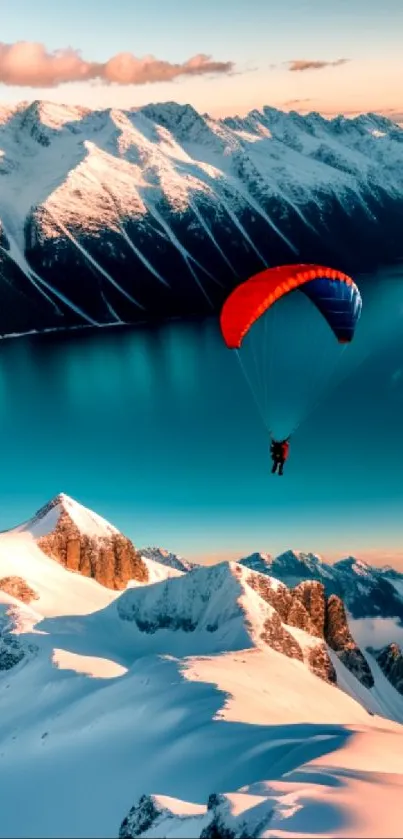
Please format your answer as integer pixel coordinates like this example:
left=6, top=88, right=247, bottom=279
left=0, top=96, right=401, bottom=125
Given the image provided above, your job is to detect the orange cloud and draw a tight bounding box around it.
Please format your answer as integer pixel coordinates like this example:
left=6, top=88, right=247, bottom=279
left=0, top=41, right=234, bottom=88
left=288, top=59, right=349, bottom=73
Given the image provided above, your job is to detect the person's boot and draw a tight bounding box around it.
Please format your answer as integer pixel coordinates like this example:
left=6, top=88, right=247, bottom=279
left=279, top=464, right=284, bottom=476
left=271, top=462, right=277, bottom=474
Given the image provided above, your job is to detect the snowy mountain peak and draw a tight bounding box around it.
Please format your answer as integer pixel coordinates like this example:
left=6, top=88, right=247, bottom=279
left=239, top=549, right=327, bottom=581
left=276, top=549, right=324, bottom=567
left=236, top=552, right=273, bottom=575
left=333, top=556, right=372, bottom=576
left=17, top=492, right=119, bottom=540
left=6, top=493, right=148, bottom=590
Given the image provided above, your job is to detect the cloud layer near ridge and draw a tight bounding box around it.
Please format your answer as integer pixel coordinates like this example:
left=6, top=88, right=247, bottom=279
left=0, top=41, right=234, bottom=87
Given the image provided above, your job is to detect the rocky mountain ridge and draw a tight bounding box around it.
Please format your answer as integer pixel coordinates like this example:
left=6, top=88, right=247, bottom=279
left=239, top=549, right=403, bottom=622
left=0, top=100, right=403, bottom=336
left=2, top=492, right=403, bottom=697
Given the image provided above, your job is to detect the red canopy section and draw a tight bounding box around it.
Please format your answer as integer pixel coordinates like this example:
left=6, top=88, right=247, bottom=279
left=219, top=264, right=355, bottom=349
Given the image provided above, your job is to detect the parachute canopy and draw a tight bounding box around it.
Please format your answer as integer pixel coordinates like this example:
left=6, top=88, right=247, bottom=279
left=220, top=263, right=362, bottom=349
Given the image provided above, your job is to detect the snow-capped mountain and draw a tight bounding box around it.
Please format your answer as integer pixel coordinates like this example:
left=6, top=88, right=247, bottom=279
left=239, top=549, right=403, bottom=622
left=0, top=100, right=403, bottom=337
left=1, top=496, right=403, bottom=837
left=8, top=492, right=148, bottom=590
left=140, top=546, right=198, bottom=573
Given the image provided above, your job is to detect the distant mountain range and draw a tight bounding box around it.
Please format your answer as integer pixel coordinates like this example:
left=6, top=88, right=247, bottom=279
left=238, top=549, right=403, bottom=623
left=0, top=100, right=402, bottom=337
left=1, top=493, right=403, bottom=838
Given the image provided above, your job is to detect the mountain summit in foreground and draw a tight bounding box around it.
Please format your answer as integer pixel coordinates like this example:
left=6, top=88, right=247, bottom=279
left=1, top=493, right=403, bottom=837
left=12, top=492, right=149, bottom=590
left=0, top=101, right=402, bottom=337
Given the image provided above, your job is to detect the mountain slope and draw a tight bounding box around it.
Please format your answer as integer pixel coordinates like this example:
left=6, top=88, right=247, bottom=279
left=0, top=101, right=402, bottom=336
left=1, top=496, right=403, bottom=838
left=1, top=553, right=402, bottom=838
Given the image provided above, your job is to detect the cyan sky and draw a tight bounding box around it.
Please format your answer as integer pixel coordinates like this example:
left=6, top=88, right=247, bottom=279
left=0, top=268, right=402, bottom=569
left=0, top=0, right=402, bottom=117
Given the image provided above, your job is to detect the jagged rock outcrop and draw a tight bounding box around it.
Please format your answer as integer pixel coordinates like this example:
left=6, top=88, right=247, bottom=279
left=373, top=643, right=403, bottom=695
left=35, top=496, right=149, bottom=590
left=200, top=792, right=272, bottom=839
left=240, top=550, right=403, bottom=624
left=260, top=611, right=304, bottom=663
left=307, top=644, right=338, bottom=685
left=0, top=576, right=39, bottom=604
left=246, top=575, right=336, bottom=684
left=119, top=795, right=167, bottom=838
left=325, top=595, right=374, bottom=688
left=247, top=574, right=372, bottom=688
left=293, top=581, right=326, bottom=638
left=118, top=791, right=273, bottom=839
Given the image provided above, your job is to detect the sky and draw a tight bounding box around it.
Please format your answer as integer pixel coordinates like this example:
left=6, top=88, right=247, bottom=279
left=0, top=269, right=402, bottom=569
left=0, top=0, right=402, bottom=119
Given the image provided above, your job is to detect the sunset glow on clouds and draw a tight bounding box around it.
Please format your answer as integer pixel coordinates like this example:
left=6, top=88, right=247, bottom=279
left=0, top=0, right=402, bottom=120
left=0, top=40, right=401, bottom=124
left=0, top=42, right=233, bottom=87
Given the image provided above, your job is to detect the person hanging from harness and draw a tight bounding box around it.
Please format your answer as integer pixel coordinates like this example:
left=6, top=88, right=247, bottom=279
left=270, top=435, right=290, bottom=476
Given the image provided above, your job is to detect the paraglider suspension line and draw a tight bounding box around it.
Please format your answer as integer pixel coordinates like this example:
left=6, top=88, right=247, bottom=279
left=235, top=349, right=269, bottom=431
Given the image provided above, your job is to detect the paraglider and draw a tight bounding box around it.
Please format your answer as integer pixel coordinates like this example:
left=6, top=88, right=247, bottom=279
left=219, top=263, right=362, bottom=470
left=270, top=436, right=290, bottom=476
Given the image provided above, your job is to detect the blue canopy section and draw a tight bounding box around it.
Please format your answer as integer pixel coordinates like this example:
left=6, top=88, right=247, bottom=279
left=301, top=277, right=362, bottom=343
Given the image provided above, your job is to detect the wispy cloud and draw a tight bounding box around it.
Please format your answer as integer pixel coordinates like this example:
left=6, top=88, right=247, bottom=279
left=287, top=59, right=349, bottom=73
left=0, top=41, right=234, bottom=88
left=282, top=97, right=313, bottom=107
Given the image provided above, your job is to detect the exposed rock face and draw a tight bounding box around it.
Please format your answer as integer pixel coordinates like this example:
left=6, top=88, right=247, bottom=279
left=293, top=581, right=326, bottom=638
left=247, top=574, right=372, bottom=688
left=0, top=576, right=39, bottom=605
left=35, top=498, right=149, bottom=590
left=119, top=791, right=273, bottom=839
left=325, top=595, right=374, bottom=688
left=0, top=607, right=38, bottom=671
left=0, top=632, right=26, bottom=671
left=247, top=575, right=336, bottom=684
left=119, top=795, right=166, bottom=839
left=373, top=643, right=403, bottom=695
left=200, top=792, right=272, bottom=839
left=260, top=611, right=304, bottom=663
